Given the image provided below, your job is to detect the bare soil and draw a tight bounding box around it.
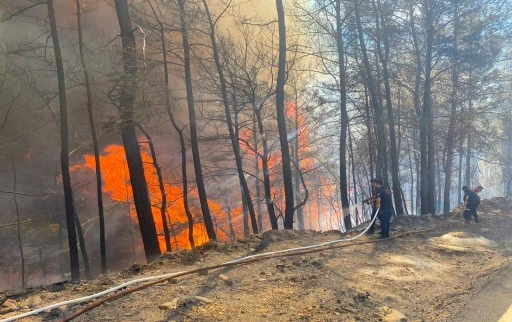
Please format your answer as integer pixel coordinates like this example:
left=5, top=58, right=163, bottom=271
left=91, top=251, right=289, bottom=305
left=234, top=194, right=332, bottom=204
left=2, top=198, right=512, bottom=322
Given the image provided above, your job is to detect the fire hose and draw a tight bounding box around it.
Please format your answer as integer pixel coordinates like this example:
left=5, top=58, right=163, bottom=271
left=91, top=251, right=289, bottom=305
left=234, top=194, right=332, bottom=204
left=1, top=208, right=453, bottom=322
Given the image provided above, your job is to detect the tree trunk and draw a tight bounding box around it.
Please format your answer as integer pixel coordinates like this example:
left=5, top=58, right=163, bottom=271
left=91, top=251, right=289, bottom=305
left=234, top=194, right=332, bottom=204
left=307, top=200, right=313, bottom=229
left=465, top=97, right=475, bottom=188
left=465, top=134, right=472, bottom=186
left=242, top=187, right=249, bottom=237
left=38, top=248, right=47, bottom=283
left=11, top=147, right=25, bottom=289
left=114, top=0, right=161, bottom=261
left=420, top=0, right=436, bottom=215
left=225, top=204, right=235, bottom=241
left=401, top=188, right=409, bottom=215
left=54, top=161, right=65, bottom=279
left=354, top=0, right=387, bottom=182
left=253, top=112, right=263, bottom=231
left=146, top=1, right=195, bottom=249
left=410, top=8, right=422, bottom=119
left=168, top=216, right=179, bottom=248
left=364, top=83, right=375, bottom=179
left=335, top=0, right=352, bottom=231
left=48, top=0, right=80, bottom=280
left=506, top=103, right=512, bottom=197
left=275, top=0, right=295, bottom=229
left=178, top=0, right=216, bottom=240
left=414, top=137, right=421, bottom=212
left=252, top=101, right=279, bottom=229
left=436, top=151, right=442, bottom=212
left=409, top=0, right=423, bottom=215
left=407, top=134, right=415, bottom=214
left=315, top=181, right=322, bottom=230
left=373, top=0, right=404, bottom=215
left=137, top=124, right=172, bottom=252
left=443, top=0, right=459, bottom=214
left=76, top=0, right=106, bottom=274
left=202, top=0, right=258, bottom=234
left=227, top=207, right=235, bottom=241
left=348, top=124, right=358, bottom=205
left=293, top=100, right=304, bottom=229
left=458, top=147, right=463, bottom=202
left=179, top=134, right=196, bottom=249
left=427, top=106, right=436, bottom=213
left=214, top=176, right=236, bottom=241
left=73, top=203, right=90, bottom=278
left=397, top=89, right=403, bottom=161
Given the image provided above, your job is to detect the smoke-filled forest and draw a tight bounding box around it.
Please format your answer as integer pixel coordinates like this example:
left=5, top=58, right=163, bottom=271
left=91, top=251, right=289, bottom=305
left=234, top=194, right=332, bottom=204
left=0, top=0, right=511, bottom=291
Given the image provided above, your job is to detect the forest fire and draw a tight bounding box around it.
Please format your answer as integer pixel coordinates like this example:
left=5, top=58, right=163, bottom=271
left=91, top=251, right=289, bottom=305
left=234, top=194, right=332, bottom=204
left=72, top=144, right=233, bottom=251
left=0, top=0, right=509, bottom=313
left=285, top=101, right=342, bottom=230
left=69, top=98, right=344, bottom=259
left=236, top=101, right=338, bottom=231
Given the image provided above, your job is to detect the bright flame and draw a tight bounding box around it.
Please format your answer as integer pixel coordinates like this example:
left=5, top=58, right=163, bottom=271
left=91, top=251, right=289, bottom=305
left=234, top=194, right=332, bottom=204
left=72, top=144, right=233, bottom=251
left=72, top=99, right=345, bottom=249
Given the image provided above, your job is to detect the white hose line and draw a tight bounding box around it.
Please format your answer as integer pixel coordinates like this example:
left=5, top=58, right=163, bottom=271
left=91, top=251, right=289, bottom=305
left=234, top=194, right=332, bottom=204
left=0, top=271, right=187, bottom=322
left=1, top=208, right=380, bottom=322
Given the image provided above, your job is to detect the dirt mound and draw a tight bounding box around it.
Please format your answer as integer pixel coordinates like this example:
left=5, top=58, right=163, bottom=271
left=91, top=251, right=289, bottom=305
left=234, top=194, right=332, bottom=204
left=480, top=197, right=510, bottom=210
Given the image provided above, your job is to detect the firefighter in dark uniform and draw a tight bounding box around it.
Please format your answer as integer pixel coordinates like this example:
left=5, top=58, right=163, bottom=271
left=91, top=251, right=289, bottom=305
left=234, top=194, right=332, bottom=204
left=366, top=179, right=394, bottom=239
left=462, top=186, right=480, bottom=223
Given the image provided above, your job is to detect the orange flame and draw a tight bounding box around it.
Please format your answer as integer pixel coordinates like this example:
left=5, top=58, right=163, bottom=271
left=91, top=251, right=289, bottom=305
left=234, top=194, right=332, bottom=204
left=236, top=101, right=340, bottom=230
left=72, top=99, right=344, bottom=248
left=72, top=144, right=234, bottom=251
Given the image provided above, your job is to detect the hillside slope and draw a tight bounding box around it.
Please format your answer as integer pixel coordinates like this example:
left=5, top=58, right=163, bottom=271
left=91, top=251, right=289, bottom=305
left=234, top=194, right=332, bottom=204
left=2, top=198, right=512, bottom=322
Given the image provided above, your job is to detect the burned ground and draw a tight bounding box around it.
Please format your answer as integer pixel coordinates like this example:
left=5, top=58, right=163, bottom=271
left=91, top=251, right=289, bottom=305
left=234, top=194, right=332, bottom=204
left=1, top=198, right=511, bottom=322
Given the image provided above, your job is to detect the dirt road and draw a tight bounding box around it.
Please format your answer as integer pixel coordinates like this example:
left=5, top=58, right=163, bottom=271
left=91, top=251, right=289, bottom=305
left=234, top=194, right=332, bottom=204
left=450, top=200, right=512, bottom=322
left=452, top=263, right=512, bottom=322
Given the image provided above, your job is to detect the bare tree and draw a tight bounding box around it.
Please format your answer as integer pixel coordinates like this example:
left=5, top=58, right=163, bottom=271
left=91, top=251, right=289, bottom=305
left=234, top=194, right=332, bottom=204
left=201, top=0, right=258, bottom=235
left=137, top=124, right=172, bottom=252
left=335, top=0, right=352, bottom=230
left=48, top=0, right=80, bottom=280
left=353, top=0, right=388, bottom=183
left=223, top=23, right=279, bottom=230
left=443, top=0, right=459, bottom=214
left=420, top=0, right=436, bottom=215
left=178, top=0, right=216, bottom=240
left=10, top=145, right=25, bottom=288
left=145, top=0, right=195, bottom=249
left=275, top=0, right=295, bottom=229
left=114, top=0, right=161, bottom=261
left=76, top=0, right=107, bottom=274
left=372, top=0, right=404, bottom=215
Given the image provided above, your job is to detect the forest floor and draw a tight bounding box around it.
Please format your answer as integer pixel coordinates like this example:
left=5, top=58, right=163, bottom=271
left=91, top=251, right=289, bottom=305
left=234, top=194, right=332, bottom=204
left=2, top=198, right=512, bottom=322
